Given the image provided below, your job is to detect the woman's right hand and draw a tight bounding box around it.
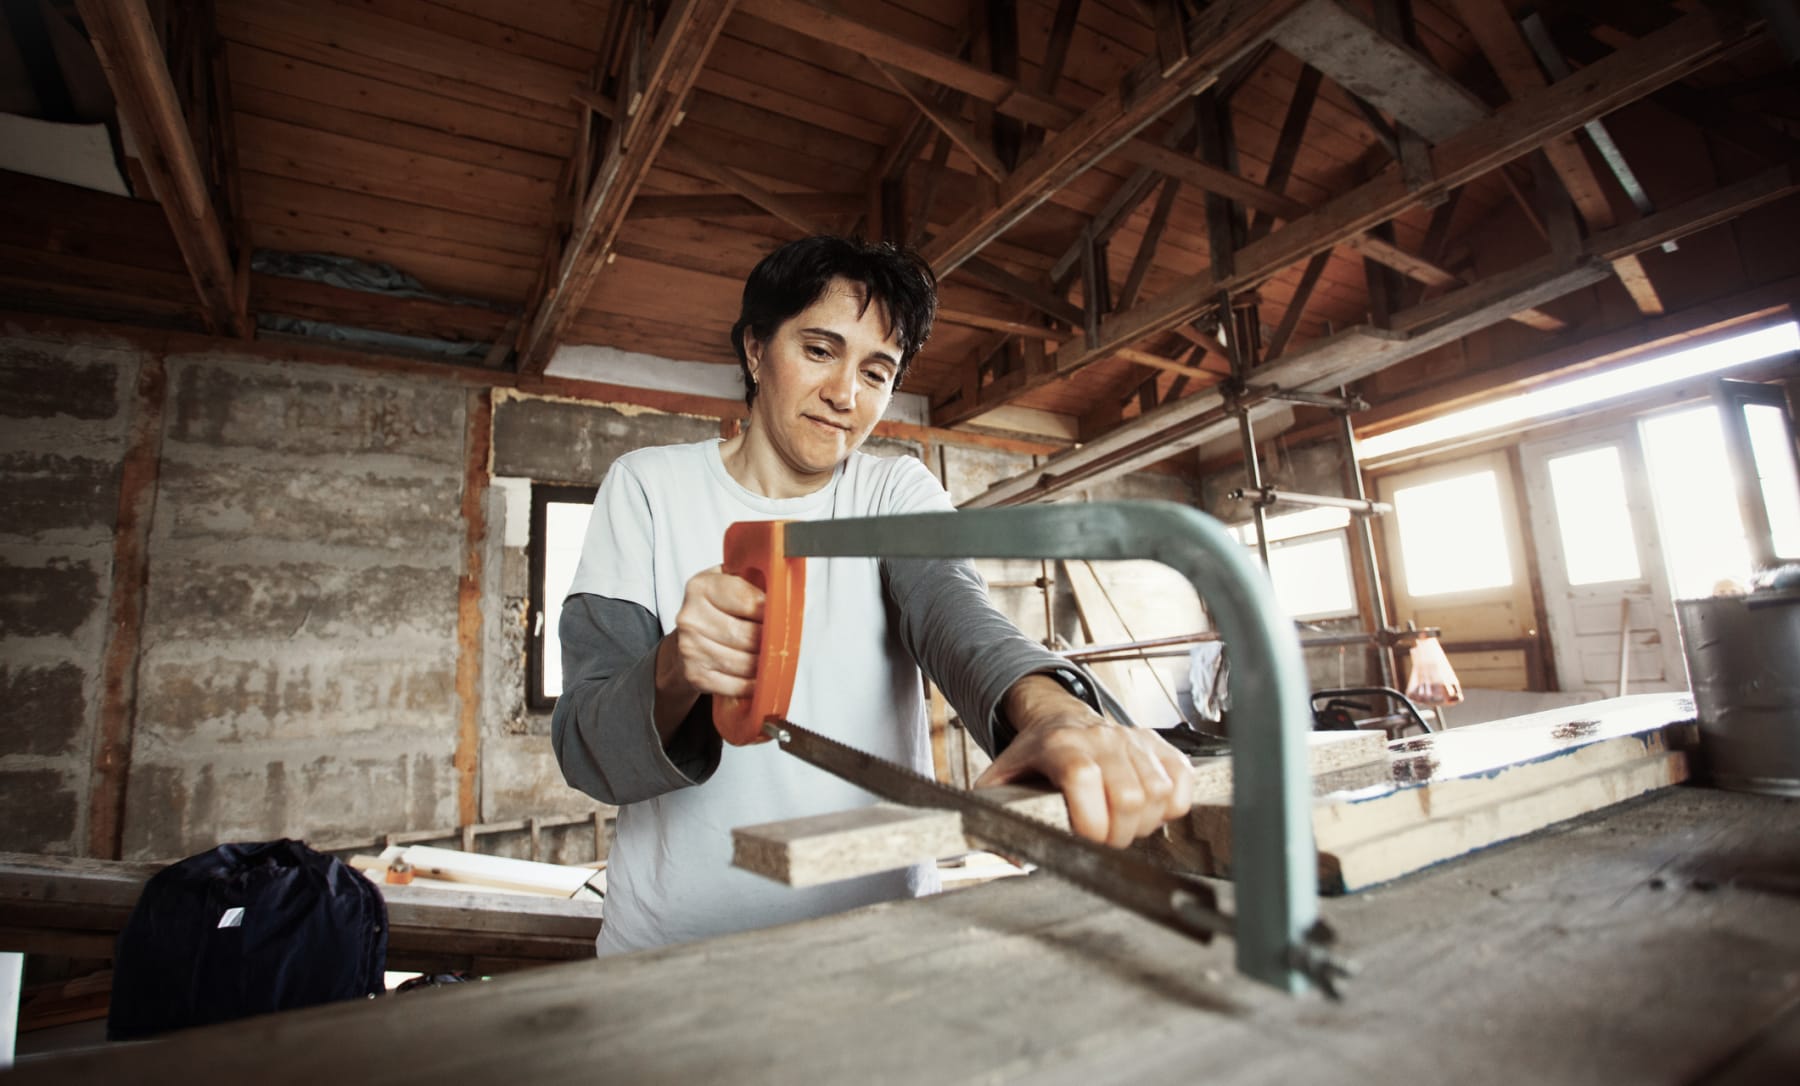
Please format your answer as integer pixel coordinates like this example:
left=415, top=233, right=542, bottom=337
left=660, top=566, right=766, bottom=703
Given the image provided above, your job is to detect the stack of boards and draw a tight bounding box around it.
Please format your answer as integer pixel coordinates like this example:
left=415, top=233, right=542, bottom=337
left=733, top=693, right=1696, bottom=895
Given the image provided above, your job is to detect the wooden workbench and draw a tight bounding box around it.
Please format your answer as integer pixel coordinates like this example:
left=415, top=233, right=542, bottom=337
left=11, top=786, right=1799, bottom=1084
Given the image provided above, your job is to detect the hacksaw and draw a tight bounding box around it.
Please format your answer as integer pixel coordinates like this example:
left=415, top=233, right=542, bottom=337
left=712, top=513, right=1351, bottom=997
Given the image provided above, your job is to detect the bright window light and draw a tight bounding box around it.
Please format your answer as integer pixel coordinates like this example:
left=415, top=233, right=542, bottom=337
left=1744, top=403, right=1800, bottom=559
left=1547, top=446, right=1641, bottom=585
left=1392, top=470, right=1513, bottom=596
left=1640, top=407, right=1750, bottom=598
left=1265, top=533, right=1358, bottom=620
left=541, top=500, right=593, bottom=698
left=1360, top=321, right=1800, bottom=459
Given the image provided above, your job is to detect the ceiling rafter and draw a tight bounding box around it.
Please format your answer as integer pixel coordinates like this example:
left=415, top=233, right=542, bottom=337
left=76, top=0, right=245, bottom=338
left=1448, top=0, right=1665, bottom=316
left=517, top=0, right=737, bottom=376
left=963, top=164, right=1797, bottom=507
left=1010, top=8, right=1754, bottom=402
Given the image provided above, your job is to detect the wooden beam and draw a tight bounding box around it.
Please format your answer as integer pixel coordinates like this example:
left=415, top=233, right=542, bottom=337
left=961, top=257, right=1084, bottom=328
left=1250, top=63, right=1323, bottom=241
left=455, top=388, right=492, bottom=828
left=959, top=165, right=1795, bottom=505
left=1264, top=249, right=1332, bottom=363
left=518, top=0, right=735, bottom=375
left=872, top=62, right=1008, bottom=182
left=626, top=192, right=865, bottom=220
left=918, top=0, right=1308, bottom=274
left=659, top=137, right=826, bottom=236
left=89, top=354, right=165, bottom=860
left=1271, top=0, right=1487, bottom=143
left=1046, top=10, right=1747, bottom=383
left=75, top=0, right=244, bottom=337
left=1447, top=0, right=1665, bottom=315
left=1118, top=177, right=1181, bottom=310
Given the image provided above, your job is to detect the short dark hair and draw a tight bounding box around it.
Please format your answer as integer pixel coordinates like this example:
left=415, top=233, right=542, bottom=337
left=730, top=236, right=938, bottom=406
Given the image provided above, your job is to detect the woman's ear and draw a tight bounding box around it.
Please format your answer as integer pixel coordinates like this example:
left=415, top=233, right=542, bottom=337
left=741, top=330, right=762, bottom=380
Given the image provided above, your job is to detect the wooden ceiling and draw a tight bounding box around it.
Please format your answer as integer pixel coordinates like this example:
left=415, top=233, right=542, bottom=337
left=5, top=0, right=1798, bottom=484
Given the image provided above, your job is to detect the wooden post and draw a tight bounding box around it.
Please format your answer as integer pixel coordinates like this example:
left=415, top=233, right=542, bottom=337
left=89, top=354, right=166, bottom=860
left=453, top=389, right=493, bottom=830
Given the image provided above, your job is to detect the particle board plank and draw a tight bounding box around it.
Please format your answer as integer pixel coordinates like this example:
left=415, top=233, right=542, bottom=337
left=733, top=732, right=1387, bottom=887
left=225, top=42, right=573, bottom=157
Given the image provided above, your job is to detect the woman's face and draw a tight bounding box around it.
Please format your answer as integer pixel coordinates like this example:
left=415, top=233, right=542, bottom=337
left=743, top=278, right=901, bottom=482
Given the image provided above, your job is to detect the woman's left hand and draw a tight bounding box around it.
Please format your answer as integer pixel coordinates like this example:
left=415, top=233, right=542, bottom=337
left=974, top=674, right=1196, bottom=849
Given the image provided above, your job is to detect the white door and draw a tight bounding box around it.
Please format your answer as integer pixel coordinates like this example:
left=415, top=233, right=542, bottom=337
left=1520, top=427, right=1686, bottom=696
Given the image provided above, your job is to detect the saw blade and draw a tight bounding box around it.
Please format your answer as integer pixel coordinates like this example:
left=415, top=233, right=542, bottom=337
left=764, top=718, right=1231, bottom=945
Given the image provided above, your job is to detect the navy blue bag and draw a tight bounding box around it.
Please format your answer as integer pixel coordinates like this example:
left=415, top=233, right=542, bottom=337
left=108, top=839, right=388, bottom=1040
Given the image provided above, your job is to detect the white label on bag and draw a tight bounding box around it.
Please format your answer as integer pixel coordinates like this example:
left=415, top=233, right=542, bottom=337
left=218, top=907, right=245, bottom=929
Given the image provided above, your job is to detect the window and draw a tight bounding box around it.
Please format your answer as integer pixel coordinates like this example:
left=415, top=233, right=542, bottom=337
left=1391, top=470, right=1513, bottom=596
left=1546, top=445, right=1641, bottom=585
left=1640, top=406, right=1751, bottom=599
left=528, top=484, right=597, bottom=710
left=1232, top=507, right=1358, bottom=620
left=1745, top=402, right=1800, bottom=559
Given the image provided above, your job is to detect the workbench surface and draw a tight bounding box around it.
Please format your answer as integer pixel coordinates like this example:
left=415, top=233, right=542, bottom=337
left=14, top=787, right=1800, bottom=1084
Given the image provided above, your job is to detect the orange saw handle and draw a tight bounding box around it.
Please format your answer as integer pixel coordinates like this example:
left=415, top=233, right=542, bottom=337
left=712, top=519, right=806, bottom=746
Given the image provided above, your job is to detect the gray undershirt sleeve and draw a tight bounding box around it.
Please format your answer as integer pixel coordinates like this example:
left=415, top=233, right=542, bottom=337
left=883, top=557, right=1101, bottom=758
left=550, top=593, right=722, bottom=806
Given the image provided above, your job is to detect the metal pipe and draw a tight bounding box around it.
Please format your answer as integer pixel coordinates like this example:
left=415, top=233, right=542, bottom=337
left=1227, top=486, right=1392, bottom=515
left=1340, top=402, right=1395, bottom=688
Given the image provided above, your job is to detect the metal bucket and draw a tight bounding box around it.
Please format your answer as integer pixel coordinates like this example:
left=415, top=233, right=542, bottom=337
left=1676, top=591, right=1800, bottom=796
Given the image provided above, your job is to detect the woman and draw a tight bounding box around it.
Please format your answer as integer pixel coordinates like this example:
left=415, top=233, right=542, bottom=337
left=553, top=236, right=1195, bottom=955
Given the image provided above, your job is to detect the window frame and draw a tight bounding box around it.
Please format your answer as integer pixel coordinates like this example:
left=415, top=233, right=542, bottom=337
left=527, top=482, right=598, bottom=712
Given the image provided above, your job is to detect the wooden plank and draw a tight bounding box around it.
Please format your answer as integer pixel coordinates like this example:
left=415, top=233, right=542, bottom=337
left=1271, top=0, right=1487, bottom=143
left=224, top=40, right=572, bottom=157
left=625, top=191, right=864, bottom=221
left=218, top=0, right=583, bottom=112
left=230, top=82, right=563, bottom=182
left=518, top=1, right=744, bottom=373
left=215, top=2, right=574, bottom=129
left=1177, top=699, right=1698, bottom=892
left=77, top=0, right=243, bottom=336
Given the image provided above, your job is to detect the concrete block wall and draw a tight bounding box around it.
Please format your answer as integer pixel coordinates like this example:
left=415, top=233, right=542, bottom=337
left=0, top=335, right=136, bottom=853
left=123, top=352, right=471, bottom=859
